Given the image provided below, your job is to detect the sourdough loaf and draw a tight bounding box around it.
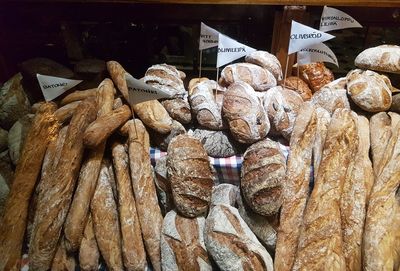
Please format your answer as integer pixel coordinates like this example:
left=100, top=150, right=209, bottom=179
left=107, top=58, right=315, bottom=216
left=144, top=63, right=186, bottom=96
left=245, top=50, right=283, bottom=80
left=154, top=155, right=174, bottom=215
left=160, top=96, right=192, bottom=124
left=167, top=134, right=214, bottom=217
left=210, top=183, right=239, bottom=208
left=281, top=76, right=312, bottom=101
left=298, top=62, right=334, bottom=92
left=355, top=44, right=400, bottom=74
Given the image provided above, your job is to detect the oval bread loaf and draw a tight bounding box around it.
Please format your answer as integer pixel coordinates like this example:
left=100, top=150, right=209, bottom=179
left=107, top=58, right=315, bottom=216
left=298, top=62, right=334, bottom=93
left=245, top=50, right=283, bottom=81
left=355, top=44, right=400, bottom=74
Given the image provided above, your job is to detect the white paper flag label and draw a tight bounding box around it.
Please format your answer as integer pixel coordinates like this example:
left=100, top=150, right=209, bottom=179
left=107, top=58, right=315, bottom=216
left=297, top=42, right=339, bottom=67
left=288, top=21, right=335, bottom=54
left=199, top=22, right=219, bottom=50
left=125, top=74, right=172, bottom=105
left=320, top=6, right=362, bottom=32
left=217, top=33, right=257, bottom=68
left=36, top=74, right=82, bottom=101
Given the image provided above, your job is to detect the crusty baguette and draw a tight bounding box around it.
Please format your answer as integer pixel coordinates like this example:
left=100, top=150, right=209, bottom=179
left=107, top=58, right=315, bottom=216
left=274, top=102, right=317, bottom=271
left=107, top=60, right=129, bottom=101
left=112, top=141, right=147, bottom=270
left=51, top=237, right=76, bottom=271
left=340, top=115, right=373, bottom=271
left=363, top=117, right=400, bottom=271
left=0, top=102, right=59, bottom=271
left=91, top=159, right=124, bottom=271
left=29, top=98, right=97, bottom=271
left=312, top=107, right=331, bottom=181
left=64, top=78, right=114, bottom=252
left=127, top=119, right=163, bottom=271
left=293, top=108, right=358, bottom=271
left=55, top=101, right=81, bottom=123
left=79, top=214, right=99, bottom=271
left=84, top=105, right=132, bottom=149
left=60, top=88, right=97, bottom=106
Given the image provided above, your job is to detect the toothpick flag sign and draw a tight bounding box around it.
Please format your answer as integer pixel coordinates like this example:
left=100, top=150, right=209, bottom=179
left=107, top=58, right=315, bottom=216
left=297, top=42, right=339, bottom=67
left=320, top=6, right=362, bottom=32
left=288, top=21, right=335, bottom=55
left=125, top=73, right=172, bottom=105
left=199, top=22, right=219, bottom=50
left=36, top=74, right=82, bottom=101
left=217, top=33, right=257, bottom=68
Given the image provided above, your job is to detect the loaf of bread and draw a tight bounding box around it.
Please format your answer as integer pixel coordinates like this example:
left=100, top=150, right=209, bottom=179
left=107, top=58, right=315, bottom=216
left=220, top=62, right=277, bottom=91
left=312, top=107, right=331, bottom=180
left=55, top=101, right=81, bottom=124
left=355, top=44, right=400, bottom=74
left=154, top=156, right=174, bottom=215
left=167, top=134, right=214, bottom=217
left=112, top=141, right=147, bottom=271
left=205, top=204, right=274, bottom=271
left=263, top=86, right=303, bottom=139
left=29, top=98, right=97, bottom=271
left=190, top=79, right=225, bottom=130
left=161, top=210, right=212, bottom=271
left=364, top=113, right=400, bottom=271
left=245, top=50, right=283, bottom=80
left=133, top=100, right=173, bottom=134
left=298, top=62, right=334, bottom=92
left=106, top=60, right=129, bottom=101
left=191, top=128, right=242, bottom=158
left=79, top=214, right=100, bottom=271
left=160, top=96, right=192, bottom=124
left=51, top=237, right=76, bottom=271
left=222, top=82, right=269, bottom=144
left=188, top=77, right=209, bottom=95
left=150, top=120, right=186, bottom=152
left=83, top=104, right=132, bottom=149
left=60, top=88, right=98, bottom=106
left=210, top=183, right=239, bottom=208
left=281, top=76, right=312, bottom=101
left=236, top=192, right=278, bottom=252
left=126, top=119, right=163, bottom=271
left=346, top=69, right=392, bottom=112
left=64, top=79, right=114, bottom=252
left=113, top=97, right=123, bottom=109
left=8, top=114, right=34, bottom=165
left=274, top=102, right=317, bottom=271
left=390, top=93, right=400, bottom=113
left=144, top=63, right=186, bottom=97
left=0, top=103, right=58, bottom=271
left=240, top=138, right=286, bottom=216
left=340, top=115, right=373, bottom=271
left=91, top=159, right=124, bottom=271
left=310, top=78, right=350, bottom=115
left=292, top=109, right=357, bottom=271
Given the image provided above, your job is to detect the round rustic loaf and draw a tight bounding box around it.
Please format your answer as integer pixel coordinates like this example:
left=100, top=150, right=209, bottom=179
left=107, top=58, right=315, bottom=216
left=144, top=63, right=186, bottom=96
left=222, top=82, right=270, bottom=144
left=167, top=134, right=214, bottom=217
left=355, top=44, right=400, bottom=74
left=240, top=138, right=286, bottom=216
left=346, top=69, right=392, bottom=112
left=245, top=50, right=283, bottom=81
left=298, top=62, right=334, bottom=93
left=281, top=76, right=312, bottom=101
left=263, top=86, right=303, bottom=139
left=219, top=63, right=277, bottom=91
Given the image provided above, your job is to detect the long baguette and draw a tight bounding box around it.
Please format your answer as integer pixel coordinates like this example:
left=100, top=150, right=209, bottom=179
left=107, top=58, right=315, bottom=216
left=64, top=78, right=114, bottom=252
left=292, top=108, right=358, bottom=271
left=51, top=237, right=76, bottom=271
left=0, top=102, right=59, bottom=271
left=91, top=159, right=124, bottom=271
left=127, top=119, right=163, bottom=271
left=112, top=141, right=147, bottom=270
left=274, top=102, right=317, bottom=271
left=79, top=214, right=99, bottom=271
left=60, top=88, right=97, bottom=106
left=29, top=98, right=97, bottom=271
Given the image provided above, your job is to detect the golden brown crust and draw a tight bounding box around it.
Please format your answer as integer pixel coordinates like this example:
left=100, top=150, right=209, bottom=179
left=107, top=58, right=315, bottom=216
left=132, top=100, right=173, bottom=134
left=299, top=62, right=334, bottom=93
left=60, top=88, right=97, bottom=106
left=51, top=237, right=76, bottom=271
left=55, top=101, right=81, bottom=123
left=79, top=214, right=100, bottom=271
left=0, top=102, right=59, bottom=271
left=107, top=60, right=129, bottom=101
left=29, top=98, right=97, bottom=271
left=281, top=76, right=312, bottom=101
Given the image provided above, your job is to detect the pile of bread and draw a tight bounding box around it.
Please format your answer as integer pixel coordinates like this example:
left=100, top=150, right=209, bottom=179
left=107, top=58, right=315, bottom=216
left=0, top=44, right=399, bottom=271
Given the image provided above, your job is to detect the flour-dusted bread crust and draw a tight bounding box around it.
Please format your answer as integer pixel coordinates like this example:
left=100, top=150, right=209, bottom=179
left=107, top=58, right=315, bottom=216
left=347, top=69, right=392, bottom=112
left=245, top=50, right=283, bottom=81
left=160, top=96, right=192, bottom=124
left=281, top=76, right=312, bottom=101
left=127, top=119, right=163, bottom=271
left=55, top=101, right=81, bottom=124
left=222, top=82, right=269, bottom=144
left=241, top=138, right=286, bottom=216
left=274, top=102, right=317, bottom=271
left=292, top=109, right=358, bottom=271
left=210, top=183, right=239, bottom=208
left=204, top=204, right=274, bottom=271
left=298, top=62, right=334, bottom=92
left=190, top=79, right=225, bottom=130
left=0, top=102, right=58, bottom=271
left=132, top=100, right=173, bottom=134
left=167, top=134, right=214, bottom=217
left=29, top=99, right=97, bottom=271
left=144, top=63, right=186, bottom=97
left=79, top=214, right=100, bottom=271
left=220, top=62, right=277, bottom=91
left=312, top=107, right=331, bottom=180
left=355, top=44, right=400, bottom=74
left=263, top=86, right=303, bottom=139
left=112, top=141, right=147, bottom=271
left=340, top=115, right=374, bottom=271
left=161, top=210, right=212, bottom=271
left=154, top=155, right=174, bottom=215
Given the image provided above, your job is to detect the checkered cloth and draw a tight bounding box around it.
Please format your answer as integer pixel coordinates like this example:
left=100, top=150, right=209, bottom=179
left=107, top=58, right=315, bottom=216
left=150, top=143, right=290, bottom=186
